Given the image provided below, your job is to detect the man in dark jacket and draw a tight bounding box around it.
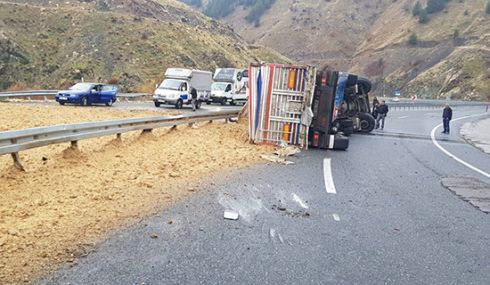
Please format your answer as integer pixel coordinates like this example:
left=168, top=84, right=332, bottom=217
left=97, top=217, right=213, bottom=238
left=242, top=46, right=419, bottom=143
left=190, top=87, right=198, bottom=111
left=375, top=100, right=389, bottom=130
left=442, top=104, right=453, bottom=134
left=372, top=96, right=379, bottom=117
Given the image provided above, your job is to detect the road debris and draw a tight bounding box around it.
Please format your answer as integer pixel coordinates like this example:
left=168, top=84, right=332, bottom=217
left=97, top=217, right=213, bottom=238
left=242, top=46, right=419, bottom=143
left=149, top=233, right=158, bottom=239
left=223, top=210, right=239, bottom=220
left=261, top=145, right=301, bottom=165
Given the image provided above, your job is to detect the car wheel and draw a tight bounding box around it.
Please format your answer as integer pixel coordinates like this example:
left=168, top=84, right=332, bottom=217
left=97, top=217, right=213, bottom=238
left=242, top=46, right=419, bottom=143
left=105, top=100, right=113, bottom=107
left=59, top=101, right=65, bottom=106
left=358, top=113, right=376, bottom=133
left=175, top=99, right=183, bottom=109
left=154, top=101, right=161, bottom=108
left=81, top=97, right=88, bottom=106
left=206, top=101, right=211, bottom=105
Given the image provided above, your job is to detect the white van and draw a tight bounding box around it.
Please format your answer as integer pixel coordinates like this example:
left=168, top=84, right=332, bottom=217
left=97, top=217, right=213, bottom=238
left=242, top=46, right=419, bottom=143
left=153, top=68, right=212, bottom=109
left=209, top=68, right=248, bottom=105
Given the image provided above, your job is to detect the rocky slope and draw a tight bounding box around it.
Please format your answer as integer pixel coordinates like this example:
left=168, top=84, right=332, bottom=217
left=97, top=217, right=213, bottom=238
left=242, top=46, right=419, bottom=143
left=0, top=0, right=289, bottom=91
left=189, top=0, right=489, bottom=100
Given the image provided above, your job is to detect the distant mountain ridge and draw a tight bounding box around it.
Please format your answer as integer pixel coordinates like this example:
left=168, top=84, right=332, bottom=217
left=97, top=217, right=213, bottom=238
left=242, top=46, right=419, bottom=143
left=0, top=0, right=289, bottom=91
left=183, top=0, right=490, bottom=100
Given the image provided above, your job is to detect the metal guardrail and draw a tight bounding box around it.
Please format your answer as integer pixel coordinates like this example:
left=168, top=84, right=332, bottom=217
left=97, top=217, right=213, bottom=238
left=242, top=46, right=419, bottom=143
left=0, top=90, right=150, bottom=100
left=0, top=110, right=239, bottom=171
left=386, top=100, right=489, bottom=111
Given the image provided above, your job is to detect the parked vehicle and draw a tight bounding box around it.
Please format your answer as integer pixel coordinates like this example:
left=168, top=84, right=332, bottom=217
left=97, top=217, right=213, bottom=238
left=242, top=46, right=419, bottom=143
left=208, top=68, right=248, bottom=105
left=153, top=68, right=212, bottom=109
left=55, top=83, right=117, bottom=106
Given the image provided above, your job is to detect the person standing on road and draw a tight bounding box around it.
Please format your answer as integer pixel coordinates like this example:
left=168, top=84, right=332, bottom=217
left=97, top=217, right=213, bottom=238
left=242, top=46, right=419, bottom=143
left=442, top=104, right=453, bottom=134
left=372, top=96, right=380, bottom=118
left=191, top=87, right=198, bottom=112
left=375, top=100, right=389, bottom=130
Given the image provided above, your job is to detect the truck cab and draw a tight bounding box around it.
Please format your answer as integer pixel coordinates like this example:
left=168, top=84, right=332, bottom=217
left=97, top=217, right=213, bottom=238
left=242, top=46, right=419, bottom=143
left=209, top=68, right=248, bottom=105
left=153, top=68, right=212, bottom=109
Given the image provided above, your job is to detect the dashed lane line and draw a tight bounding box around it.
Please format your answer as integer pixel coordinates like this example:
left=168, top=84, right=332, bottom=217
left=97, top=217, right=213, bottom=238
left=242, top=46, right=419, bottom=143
left=323, top=158, right=337, bottom=194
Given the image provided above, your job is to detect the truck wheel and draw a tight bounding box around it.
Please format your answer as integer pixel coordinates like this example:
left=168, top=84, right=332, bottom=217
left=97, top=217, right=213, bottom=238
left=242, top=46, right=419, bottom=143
left=230, top=100, right=236, bottom=106
left=175, top=99, right=183, bottom=109
left=358, top=113, right=375, bottom=133
left=206, top=101, right=211, bottom=105
left=220, top=99, right=226, bottom=106
left=81, top=97, right=88, bottom=106
left=154, top=101, right=161, bottom=108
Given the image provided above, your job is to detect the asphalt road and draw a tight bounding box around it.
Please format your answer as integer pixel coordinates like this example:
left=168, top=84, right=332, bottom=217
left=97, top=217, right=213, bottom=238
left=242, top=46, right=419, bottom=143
left=38, top=106, right=490, bottom=285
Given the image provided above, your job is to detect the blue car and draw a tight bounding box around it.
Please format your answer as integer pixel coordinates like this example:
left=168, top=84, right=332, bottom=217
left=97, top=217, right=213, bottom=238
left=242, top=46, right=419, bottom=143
left=55, top=83, right=118, bottom=106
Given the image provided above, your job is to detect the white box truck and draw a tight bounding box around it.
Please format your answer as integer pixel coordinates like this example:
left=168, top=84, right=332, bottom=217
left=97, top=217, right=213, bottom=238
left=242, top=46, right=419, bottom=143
left=153, top=68, right=212, bottom=109
left=208, top=68, right=248, bottom=105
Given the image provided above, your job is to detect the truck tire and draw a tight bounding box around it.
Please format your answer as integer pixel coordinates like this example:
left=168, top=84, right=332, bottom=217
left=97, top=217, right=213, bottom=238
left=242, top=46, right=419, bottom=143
left=206, top=101, right=211, bottom=105
left=220, top=99, right=227, bottom=106
left=358, top=113, right=375, bottom=133
left=154, top=101, right=161, bottom=107
left=230, top=100, right=236, bottom=106
left=175, top=99, right=183, bottom=109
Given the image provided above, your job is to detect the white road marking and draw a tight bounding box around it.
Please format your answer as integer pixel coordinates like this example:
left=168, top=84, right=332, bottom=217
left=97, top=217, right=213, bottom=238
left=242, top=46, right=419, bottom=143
left=332, top=214, right=340, bottom=221
left=430, top=113, right=490, bottom=179
left=323, top=158, right=337, bottom=194
left=292, top=193, right=309, bottom=209
left=398, top=116, right=409, bottom=119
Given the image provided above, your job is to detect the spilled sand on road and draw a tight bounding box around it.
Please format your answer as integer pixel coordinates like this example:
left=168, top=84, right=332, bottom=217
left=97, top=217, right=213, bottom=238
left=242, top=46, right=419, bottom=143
left=0, top=104, right=273, bottom=284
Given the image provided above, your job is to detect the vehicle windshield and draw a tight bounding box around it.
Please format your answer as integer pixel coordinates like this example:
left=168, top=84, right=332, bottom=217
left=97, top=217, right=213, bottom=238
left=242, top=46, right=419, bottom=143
left=159, top=79, right=184, bottom=91
left=212, top=82, right=228, bottom=91
left=69, top=83, right=93, bottom=91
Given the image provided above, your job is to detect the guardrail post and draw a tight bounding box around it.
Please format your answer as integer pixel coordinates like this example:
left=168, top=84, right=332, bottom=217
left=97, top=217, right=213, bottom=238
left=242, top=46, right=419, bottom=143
left=70, top=140, right=78, bottom=150
left=11, top=152, right=25, bottom=171
left=116, top=133, right=122, bottom=140
left=142, top=129, right=152, bottom=133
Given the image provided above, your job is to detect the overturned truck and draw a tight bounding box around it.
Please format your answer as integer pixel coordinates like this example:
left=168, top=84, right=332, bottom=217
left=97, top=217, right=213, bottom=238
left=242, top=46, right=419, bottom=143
left=248, top=64, right=374, bottom=150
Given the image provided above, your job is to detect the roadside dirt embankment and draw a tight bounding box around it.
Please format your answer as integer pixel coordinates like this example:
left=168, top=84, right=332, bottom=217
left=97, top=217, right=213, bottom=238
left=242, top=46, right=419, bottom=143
left=0, top=104, right=272, bottom=284
left=461, top=117, right=490, bottom=155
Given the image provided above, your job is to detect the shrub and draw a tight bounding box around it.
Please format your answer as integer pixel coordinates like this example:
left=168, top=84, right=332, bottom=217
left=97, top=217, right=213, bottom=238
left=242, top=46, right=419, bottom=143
left=453, top=29, right=459, bottom=39
left=413, top=1, right=422, bottom=16
left=426, top=0, right=449, bottom=14
left=408, top=33, right=418, bottom=45
left=419, top=8, right=429, bottom=23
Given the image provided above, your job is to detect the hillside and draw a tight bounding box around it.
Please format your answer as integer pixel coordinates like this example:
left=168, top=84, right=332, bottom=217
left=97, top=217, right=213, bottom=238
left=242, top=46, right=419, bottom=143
left=186, top=0, right=489, bottom=100
left=0, top=0, right=289, bottom=92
